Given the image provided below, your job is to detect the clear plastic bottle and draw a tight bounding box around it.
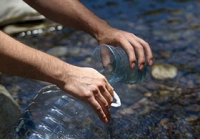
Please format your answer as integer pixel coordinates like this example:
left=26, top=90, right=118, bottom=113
left=4, top=85, right=113, bottom=139
left=92, top=44, right=148, bottom=84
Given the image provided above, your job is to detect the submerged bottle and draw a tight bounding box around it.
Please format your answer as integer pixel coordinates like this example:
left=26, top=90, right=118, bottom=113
left=92, top=44, right=148, bottom=84
left=4, top=85, right=116, bottom=139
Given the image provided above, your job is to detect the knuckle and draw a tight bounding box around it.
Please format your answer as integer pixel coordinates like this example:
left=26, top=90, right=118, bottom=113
left=99, top=78, right=107, bottom=87
left=82, top=91, right=93, bottom=100
left=144, top=41, right=149, bottom=46
left=101, top=75, right=107, bottom=81
left=131, top=33, right=136, bottom=37
left=90, top=85, right=99, bottom=92
left=115, top=33, right=124, bottom=41
left=135, top=44, right=143, bottom=49
left=127, top=46, right=134, bottom=51
left=108, top=87, right=114, bottom=93
left=129, top=32, right=135, bottom=37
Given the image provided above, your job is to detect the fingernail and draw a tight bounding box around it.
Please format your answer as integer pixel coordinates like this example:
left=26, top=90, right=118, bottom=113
left=111, top=97, right=113, bottom=103
left=131, top=63, right=135, bottom=68
left=149, top=59, right=153, bottom=66
left=104, top=118, right=108, bottom=123
left=139, top=64, right=144, bottom=70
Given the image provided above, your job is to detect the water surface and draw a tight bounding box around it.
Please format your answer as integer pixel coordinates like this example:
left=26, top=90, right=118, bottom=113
left=1, top=0, right=200, bottom=138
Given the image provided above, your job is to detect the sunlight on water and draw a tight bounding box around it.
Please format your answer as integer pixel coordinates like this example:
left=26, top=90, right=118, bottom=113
left=1, top=0, right=200, bottom=138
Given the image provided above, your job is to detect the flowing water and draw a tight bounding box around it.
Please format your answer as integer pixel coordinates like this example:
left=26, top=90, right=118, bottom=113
left=1, top=0, right=200, bottom=138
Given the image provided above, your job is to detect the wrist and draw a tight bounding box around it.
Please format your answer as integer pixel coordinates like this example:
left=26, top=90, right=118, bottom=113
left=93, top=22, right=115, bottom=44
left=51, top=61, right=75, bottom=89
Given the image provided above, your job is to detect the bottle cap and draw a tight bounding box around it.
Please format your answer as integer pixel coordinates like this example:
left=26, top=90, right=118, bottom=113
left=111, top=91, right=121, bottom=107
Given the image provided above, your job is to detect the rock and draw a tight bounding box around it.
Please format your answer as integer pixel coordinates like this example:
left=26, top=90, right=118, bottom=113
left=160, top=118, right=170, bottom=128
left=185, top=115, right=198, bottom=122
left=159, top=51, right=171, bottom=58
left=158, top=90, right=170, bottom=95
left=151, top=63, right=177, bottom=80
left=68, top=47, right=82, bottom=56
left=116, top=98, right=157, bottom=116
left=186, top=104, right=200, bottom=112
left=7, top=85, right=20, bottom=95
left=0, top=84, right=21, bottom=138
left=46, top=46, right=68, bottom=57
left=144, top=92, right=152, bottom=97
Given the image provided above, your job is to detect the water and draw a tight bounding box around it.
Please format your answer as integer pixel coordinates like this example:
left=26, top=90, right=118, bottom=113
left=1, top=0, right=200, bottom=138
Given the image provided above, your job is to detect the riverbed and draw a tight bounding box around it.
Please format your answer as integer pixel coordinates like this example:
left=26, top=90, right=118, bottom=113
left=1, top=0, right=200, bottom=138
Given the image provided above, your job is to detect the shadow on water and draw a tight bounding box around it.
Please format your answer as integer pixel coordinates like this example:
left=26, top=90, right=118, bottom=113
left=0, top=0, right=200, bottom=138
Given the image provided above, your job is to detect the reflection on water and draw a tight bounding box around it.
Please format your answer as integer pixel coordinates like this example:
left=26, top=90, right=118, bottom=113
left=1, top=0, right=200, bottom=138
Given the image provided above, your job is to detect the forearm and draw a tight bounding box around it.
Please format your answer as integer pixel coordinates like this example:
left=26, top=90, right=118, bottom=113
left=23, top=0, right=111, bottom=39
left=0, top=31, right=114, bottom=122
left=0, top=31, right=69, bottom=85
left=24, top=0, right=153, bottom=69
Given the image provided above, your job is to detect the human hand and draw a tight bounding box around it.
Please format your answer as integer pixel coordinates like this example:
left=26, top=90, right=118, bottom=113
left=96, top=27, right=153, bottom=70
left=57, top=65, right=114, bottom=123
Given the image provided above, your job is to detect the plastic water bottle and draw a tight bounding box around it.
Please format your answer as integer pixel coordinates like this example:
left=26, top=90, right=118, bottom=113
left=4, top=85, right=121, bottom=139
left=92, top=44, right=148, bottom=84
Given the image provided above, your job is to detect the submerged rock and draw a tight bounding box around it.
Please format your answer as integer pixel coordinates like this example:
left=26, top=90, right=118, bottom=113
left=0, top=85, right=21, bottom=138
left=46, top=46, right=68, bottom=57
left=151, top=63, right=178, bottom=80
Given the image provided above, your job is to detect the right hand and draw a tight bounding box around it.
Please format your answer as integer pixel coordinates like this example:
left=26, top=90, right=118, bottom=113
left=96, top=27, right=153, bottom=70
left=57, top=65, right=114, bottom=123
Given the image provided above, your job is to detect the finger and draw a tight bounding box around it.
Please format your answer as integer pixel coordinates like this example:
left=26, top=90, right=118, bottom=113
left=137, top=37, right=153, bottom=66
left=99, top=84, right=113, bottom=105
left=94, top=90, right=110, bottom=120
left=105, top=80, right=114, bottom=97
left=118, top=40, right=137, bottom=68
left=87, top=96, right=109, bottom=123
left=129, top=37, right=145, bottom=70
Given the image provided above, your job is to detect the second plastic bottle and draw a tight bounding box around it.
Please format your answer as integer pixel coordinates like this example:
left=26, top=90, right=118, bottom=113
left=4, top=85, right=110, bottom=139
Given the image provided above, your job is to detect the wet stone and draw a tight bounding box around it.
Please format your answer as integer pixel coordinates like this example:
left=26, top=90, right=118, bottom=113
left=198, top=92, right=200, bottom=98
left=185, top=104, right=200, bottom=112
left=0, top=85, right=21, bottom=138
left=159, top=90, right=170, bottom=95
left=46, top=46, right=68, bottom=57
left=68, top=47, right=82, bottom=56
left=159, top=51, right=171, bottom=58
left=185, top=115, right=198, bottom=122
left=7, top=85, right=20, bottom=95
left=144, top=92, right=152, bottom=97
left=151, top=63, right=177, bottom=80
left=127, top=84, right=137, bottom=89
left=160, top=118, right=170, bottom=129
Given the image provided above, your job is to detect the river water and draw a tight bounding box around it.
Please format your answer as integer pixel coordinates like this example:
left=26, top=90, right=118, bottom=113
left=1, top=0, right=200, bottom=138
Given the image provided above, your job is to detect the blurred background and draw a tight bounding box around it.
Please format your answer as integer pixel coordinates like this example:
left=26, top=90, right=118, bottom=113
left=0, top=0, right=200, bottom=138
